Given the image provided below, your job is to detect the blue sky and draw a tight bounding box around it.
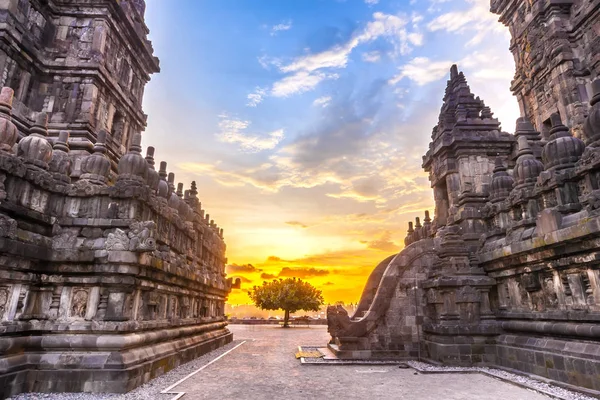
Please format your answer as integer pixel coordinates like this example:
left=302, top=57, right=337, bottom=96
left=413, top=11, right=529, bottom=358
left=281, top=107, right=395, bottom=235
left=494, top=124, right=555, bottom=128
left=142, top=0, right=521, bottom=303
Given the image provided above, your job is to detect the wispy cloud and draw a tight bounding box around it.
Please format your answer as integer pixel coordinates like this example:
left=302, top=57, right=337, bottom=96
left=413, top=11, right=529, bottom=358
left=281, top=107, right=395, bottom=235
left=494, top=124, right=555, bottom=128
left=246, top=87, right=267, bottom=107
left=217, top=114, right=284, bottom=152
left=269, top=12, right=422, bottom=97
left=389, top=56, right=452, bottom=85
left=362, top=51, right=381, bottom=63
left=312, top=96, right=332, bottom=108
left=272, top=71, right=340, bottom=97
left=427, top=0, right=507, bottom=46
left=286, top=221, right=310, bottom=228
left=270, top=20, right=292, bottom=36
left=365, top=0, right=379, bottom=5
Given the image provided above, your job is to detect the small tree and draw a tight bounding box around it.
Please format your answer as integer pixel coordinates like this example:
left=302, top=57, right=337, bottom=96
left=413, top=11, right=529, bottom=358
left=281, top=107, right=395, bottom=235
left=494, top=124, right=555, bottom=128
left=248, top=278, right=324, bottom=327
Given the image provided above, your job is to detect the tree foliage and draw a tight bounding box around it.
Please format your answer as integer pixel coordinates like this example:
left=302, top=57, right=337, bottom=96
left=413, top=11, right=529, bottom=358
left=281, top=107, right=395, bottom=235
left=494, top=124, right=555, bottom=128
left=247, top=278, right=324, bottom=327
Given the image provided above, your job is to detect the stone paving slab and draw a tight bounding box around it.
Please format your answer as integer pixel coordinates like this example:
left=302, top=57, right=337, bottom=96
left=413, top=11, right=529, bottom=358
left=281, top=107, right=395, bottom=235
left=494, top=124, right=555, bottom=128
left=170, top=325, right=551, bottom=400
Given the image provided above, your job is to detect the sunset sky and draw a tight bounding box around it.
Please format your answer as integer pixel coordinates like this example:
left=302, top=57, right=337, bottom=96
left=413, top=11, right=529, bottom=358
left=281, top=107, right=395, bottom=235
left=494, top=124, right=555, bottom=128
left=142, top=0, right=520, bottom=305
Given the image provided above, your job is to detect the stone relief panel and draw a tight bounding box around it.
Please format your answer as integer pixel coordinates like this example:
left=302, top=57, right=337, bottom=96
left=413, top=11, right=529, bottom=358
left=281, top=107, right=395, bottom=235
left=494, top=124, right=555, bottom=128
left=70, top=288, right=88, bottom=319
left=0, top=287, right=8, bottom=320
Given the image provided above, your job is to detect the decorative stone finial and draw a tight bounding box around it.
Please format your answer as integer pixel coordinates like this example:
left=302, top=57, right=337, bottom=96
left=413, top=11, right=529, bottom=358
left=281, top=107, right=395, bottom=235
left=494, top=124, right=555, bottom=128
left=514, top=136, right=543, bottom=188
left=0, top=87, right=17, bottom=154
left=490, top=157, right=514, bottom=202
left=54, top=130, right=70, bottom=153
left=424, top=210, right=431, bottom=224
left=176, top=182, right=184, bottom=198
left=145, top=146, right=160, bottom=191
left=167, top=172, right=175, bottom=196
left=450, top=64, right=459, bottom=80
left=415, top=217, right=422, bottom=228
left=542, top=113, right=585, bottom=170
left=583, top=79, right=600, bottom=146
left=117, top=133, right=148, bottom=183
left=80, top=130, right=111, bottom=184
left=168, top=173, right=180, bottom=210
left=17, top=112, right=53, bottom=169
left=190, top=181, right=198, bottom=198
left=48, top=130, right=72, bottom=182
left=407, top=221, right=414, bottom=234
left=157, top=161, right=169, bottom=199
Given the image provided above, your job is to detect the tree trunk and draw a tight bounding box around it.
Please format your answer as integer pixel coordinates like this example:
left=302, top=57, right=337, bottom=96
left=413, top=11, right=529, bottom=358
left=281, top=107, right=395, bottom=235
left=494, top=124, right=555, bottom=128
left=283, top=309, right=290, bottom=328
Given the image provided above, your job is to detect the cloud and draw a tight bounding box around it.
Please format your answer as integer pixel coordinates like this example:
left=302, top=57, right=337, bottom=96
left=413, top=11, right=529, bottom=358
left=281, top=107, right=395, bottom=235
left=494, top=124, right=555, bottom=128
left=286, top=221, right=309, bottom=228
left=365, top=231, right=400, bottom=252
left=260, top=273, right=277, bottom=280
left=226, top=264, right=262, bottom=273
left=257, top=55, right=282, bottom=70
left=272, top=71, right=339, bottom=97
left=389, top=48, right=515, bottom=87
left=271, top=20, right=292, bottom=36
left=269, top=11, right=422, bottom=97
left=217, top=115, right=284, bottom=152
left=312, top=96, right=332, bottom=108
left=278, top=267, right=330, bottom=278
left=362, top=51, right=381, bottom=63
left=365, top=0, right=379, bottom=4
left=322, top=282, right=335, bottom=286
left=247, top=87, right=267, bottom=107
left=389, top=57, right=452, bottom=86
left=427, top=0, right=507, bottom=46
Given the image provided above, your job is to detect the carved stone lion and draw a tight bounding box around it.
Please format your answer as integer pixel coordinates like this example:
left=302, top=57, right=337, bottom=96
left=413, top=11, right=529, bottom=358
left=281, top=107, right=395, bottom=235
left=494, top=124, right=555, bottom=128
left=326, top=305, right=351, bottom=342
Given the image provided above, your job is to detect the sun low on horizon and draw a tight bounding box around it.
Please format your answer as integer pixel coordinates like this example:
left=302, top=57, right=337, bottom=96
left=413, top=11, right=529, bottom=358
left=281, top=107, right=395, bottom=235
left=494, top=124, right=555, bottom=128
left=141, top=0, right=520, bottom=305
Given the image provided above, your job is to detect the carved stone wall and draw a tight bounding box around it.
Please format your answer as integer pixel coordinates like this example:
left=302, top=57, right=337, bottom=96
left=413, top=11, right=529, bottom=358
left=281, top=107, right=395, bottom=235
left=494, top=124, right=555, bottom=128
left=0, top=0, right=160, bottom=176
left=0, top=2, right=233, bottom=397
left=491, top=0, right=600, bottom=138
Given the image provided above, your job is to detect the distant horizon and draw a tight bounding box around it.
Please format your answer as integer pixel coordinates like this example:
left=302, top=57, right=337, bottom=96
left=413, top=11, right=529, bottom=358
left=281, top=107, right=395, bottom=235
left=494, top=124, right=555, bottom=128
left=142, top=0, right=520, bottom=305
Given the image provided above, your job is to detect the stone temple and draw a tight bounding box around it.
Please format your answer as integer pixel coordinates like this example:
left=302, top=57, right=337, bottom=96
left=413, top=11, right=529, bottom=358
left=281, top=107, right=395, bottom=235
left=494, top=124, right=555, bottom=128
left=327, top=0, right=600, bottom=396
left=0, top=1, right=235, bottom=398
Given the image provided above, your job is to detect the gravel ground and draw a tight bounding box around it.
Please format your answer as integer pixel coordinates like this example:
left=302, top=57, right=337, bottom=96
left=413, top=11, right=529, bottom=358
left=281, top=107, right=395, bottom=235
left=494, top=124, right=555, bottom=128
left=7, top=340, right=244, bottom=400
left=407, top=361, right=597, bottom=400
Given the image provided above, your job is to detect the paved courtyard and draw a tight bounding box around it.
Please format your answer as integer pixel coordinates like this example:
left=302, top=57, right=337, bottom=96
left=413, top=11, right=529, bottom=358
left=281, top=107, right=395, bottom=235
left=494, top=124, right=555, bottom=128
left=169, top=325, right=550, bottom=400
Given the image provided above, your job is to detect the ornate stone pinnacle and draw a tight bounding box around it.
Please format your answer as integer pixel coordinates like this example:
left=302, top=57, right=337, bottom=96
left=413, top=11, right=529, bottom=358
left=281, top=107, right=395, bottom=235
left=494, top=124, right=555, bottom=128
left=94, top=130, right=108, bottom=154
left=54, top=130, right=70, bottom=153
left=450, top=64, right=459, bottom=80
left=157, top=161, right=169, bottom=199
left=117, top=133, right=147, bottom=182
left=80, top=130, right=110, bottom=184
left=159, top=161, right=167, bottom=179
left=549, top=113, right=571, bottom=140
left=0, top=87, right=18, bottom=153
left=131, top=133, right=142, bottom=152
left=176, top=182, right=184, bottom=198
left=145, top=146, right=156, bottom=168
left=18, top=111, right=52, bottom=169
left=0, top=87, right=14, bottom=118
left=493, top=157, right=506, bottom=173
left=144, top=146, right=159, bottom=190
left=415, top=217, right=422, bottom=228
left=407, top=221, right=414, bottom=234
left=424, top=210, right=431, bottom=224
left=190, top=181, right=198, bottom=197
left=517, top=135, right=534, bottom=158
left=49, top=130, right=72, bottom=181
left=30, top=112, right=49, bottom=137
